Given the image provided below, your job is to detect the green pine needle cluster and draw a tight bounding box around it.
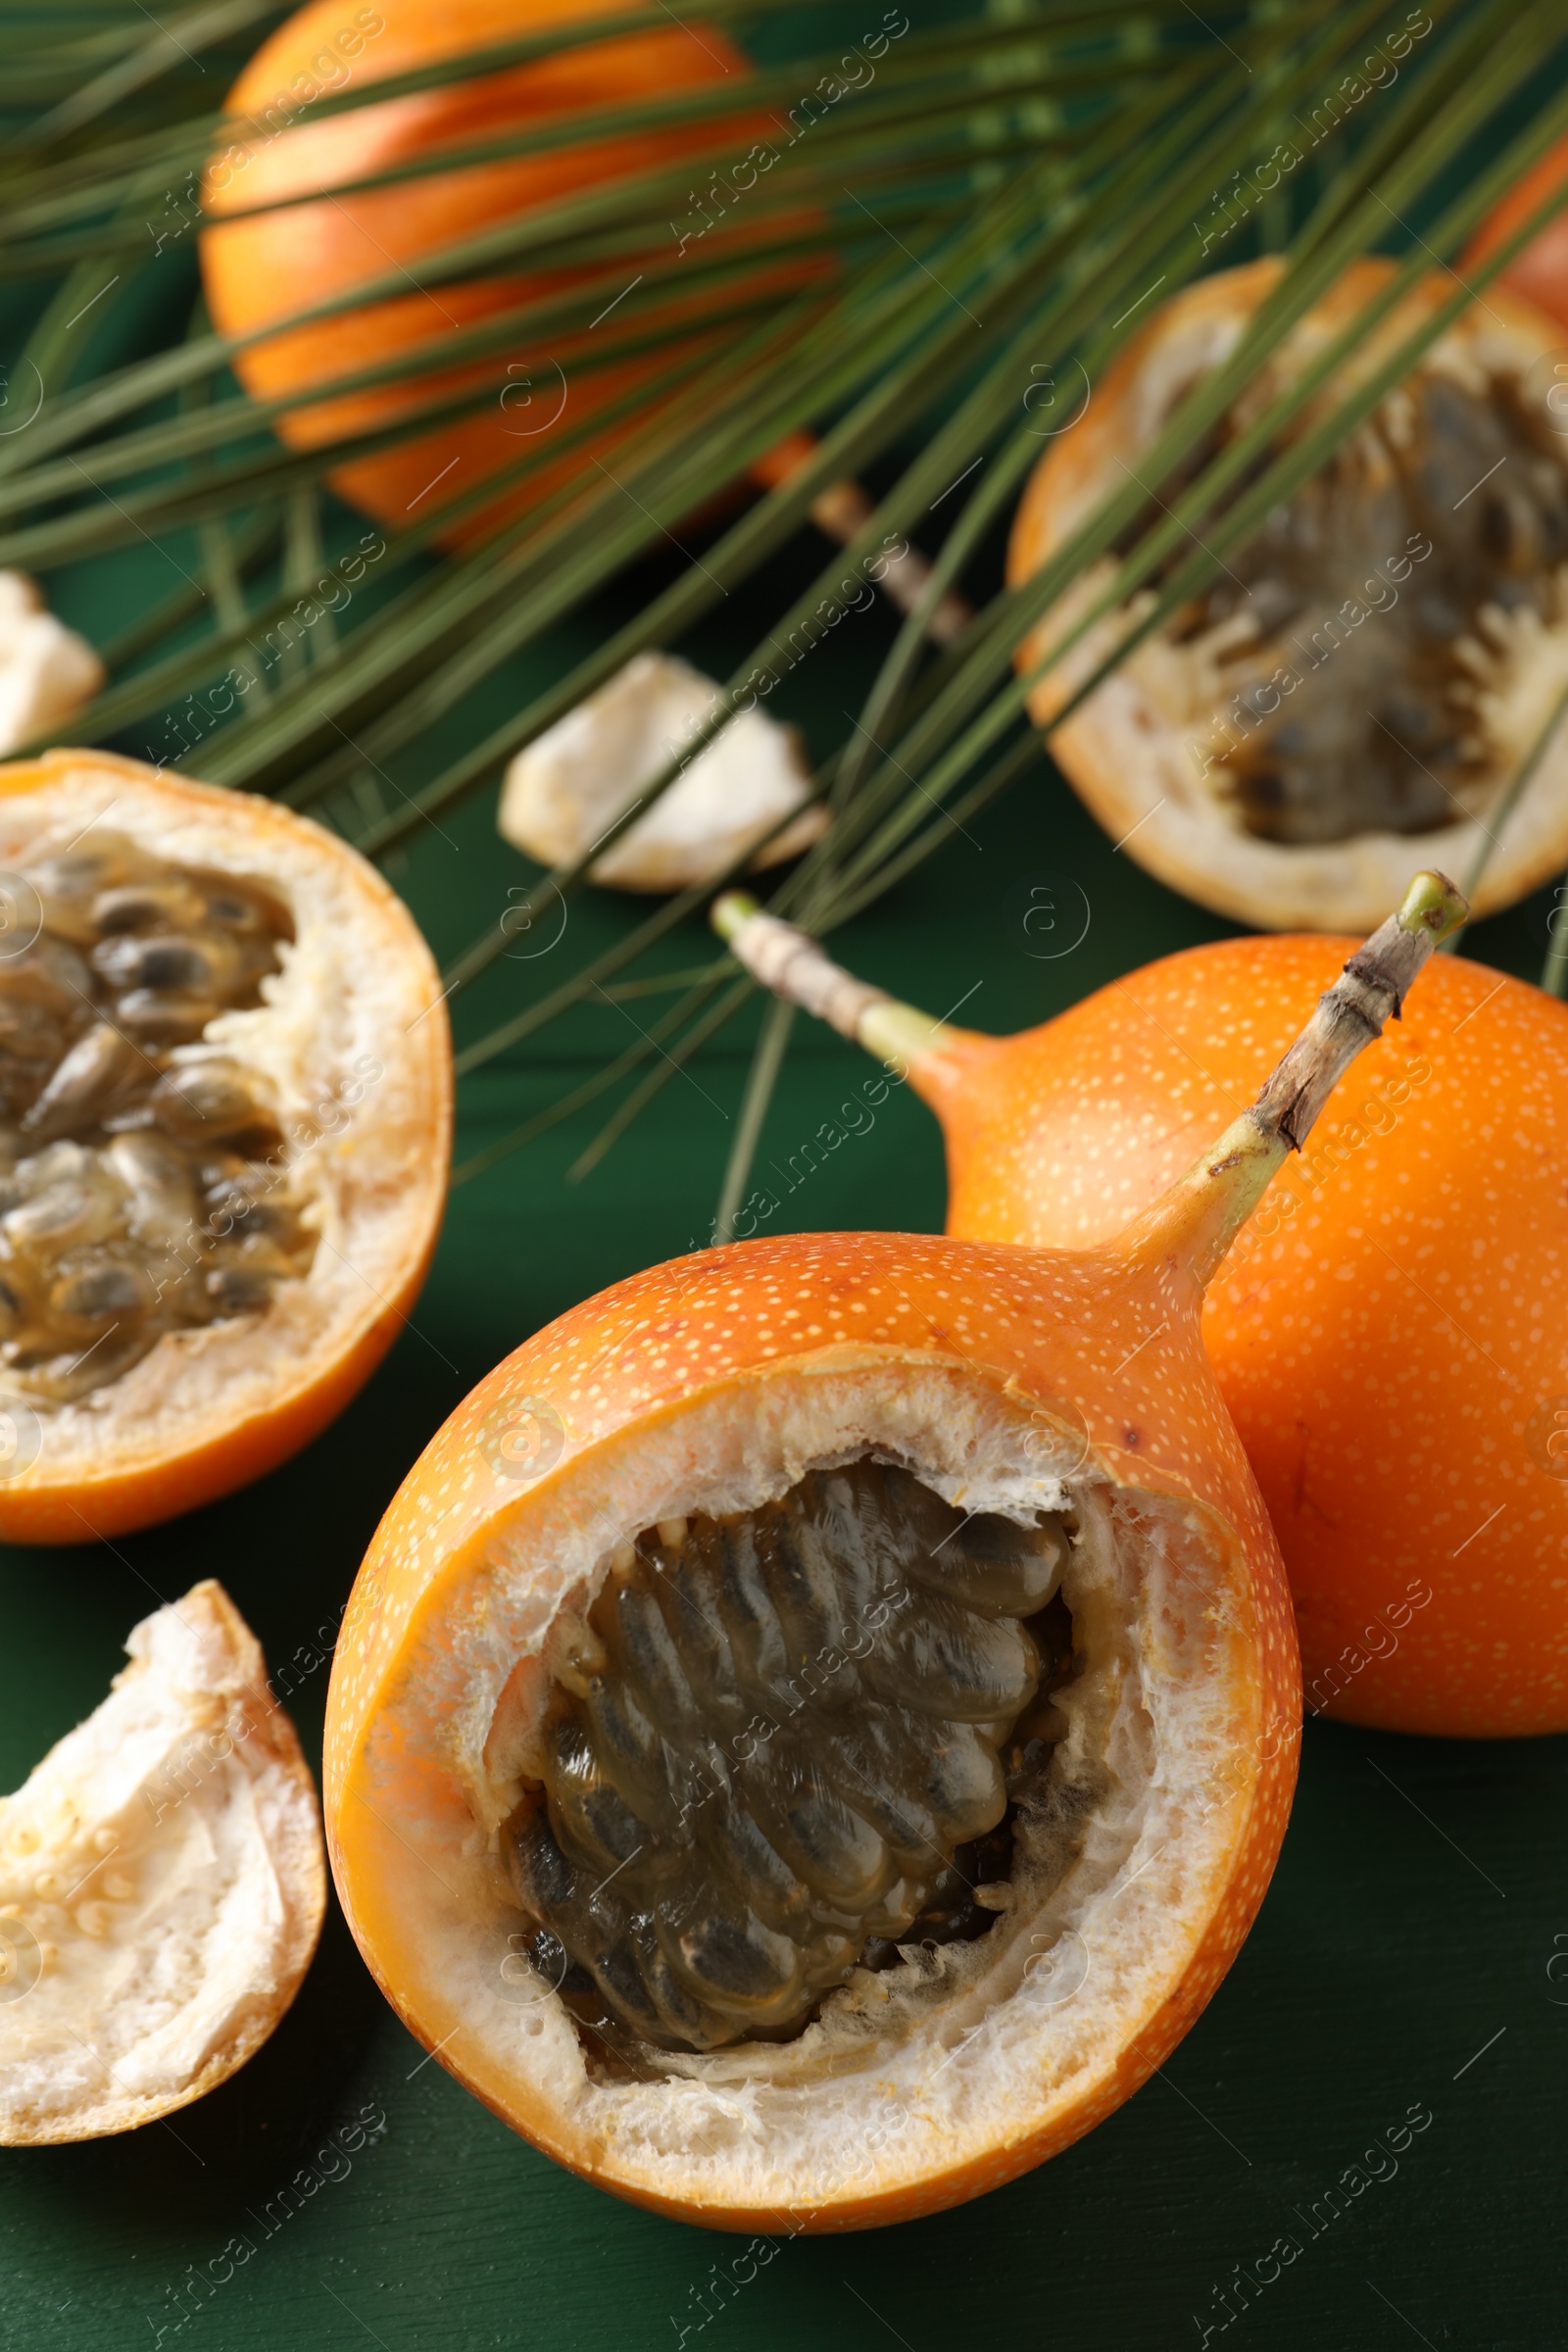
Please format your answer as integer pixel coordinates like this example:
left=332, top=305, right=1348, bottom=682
left=2, top=0, right=1566, bottom=1220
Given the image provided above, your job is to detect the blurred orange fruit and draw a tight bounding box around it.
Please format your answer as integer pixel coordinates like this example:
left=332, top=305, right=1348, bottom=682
left=201, top=0, right=793, bottom=543
left=1465, top=131, right=1568, bottom=333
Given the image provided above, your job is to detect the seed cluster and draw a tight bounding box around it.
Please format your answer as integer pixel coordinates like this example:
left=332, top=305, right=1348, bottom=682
left=0, top=830, right=313, bottom=1402
left=509, top=1459, right=1069, bottom=2054
left=1163, top=374, right=1568, bottom=843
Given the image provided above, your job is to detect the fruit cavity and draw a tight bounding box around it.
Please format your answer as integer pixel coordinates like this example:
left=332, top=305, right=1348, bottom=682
left=0, top=831, right=314, bottom=1405
left=1153, top=370, right=1568, bottom=844
left=512, top=1459, right=1071, bottom=2052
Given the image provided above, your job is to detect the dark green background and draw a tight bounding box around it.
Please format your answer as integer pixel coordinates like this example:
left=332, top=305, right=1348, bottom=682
left=2, top=730, right=1564, bottom=2352
left=4, top=175, right=1568, bottom=2352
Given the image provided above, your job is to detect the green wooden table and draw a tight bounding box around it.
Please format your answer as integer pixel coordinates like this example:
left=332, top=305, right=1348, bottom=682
left=2, top=380, right=1566, bottom=2352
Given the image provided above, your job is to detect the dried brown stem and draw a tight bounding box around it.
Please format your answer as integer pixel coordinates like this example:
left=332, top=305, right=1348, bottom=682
left=1251, top=869, right=1468, bottom=1153
left=1135, top=869, right=1468, bottom=1288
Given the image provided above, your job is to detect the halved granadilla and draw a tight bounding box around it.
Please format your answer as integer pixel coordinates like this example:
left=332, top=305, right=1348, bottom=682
left=0, top=750, right=450, bottom=1543
left=325, top=875, right=1461, bottom=2229
left=1009, top=257, right=1568, bottom=931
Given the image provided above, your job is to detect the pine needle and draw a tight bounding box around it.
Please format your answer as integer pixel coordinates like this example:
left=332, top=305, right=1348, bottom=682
left=11, top=0, right=1568, bottom=1200
left=712, top=998, right=795, bottom=1241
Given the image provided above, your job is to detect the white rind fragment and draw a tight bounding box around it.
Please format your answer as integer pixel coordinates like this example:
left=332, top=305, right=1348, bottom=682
left=0, top=1579, right=325, bottom=2143
left=0, top=575, right=105, bottom=755
left=498, top=652, right=826, bottom=892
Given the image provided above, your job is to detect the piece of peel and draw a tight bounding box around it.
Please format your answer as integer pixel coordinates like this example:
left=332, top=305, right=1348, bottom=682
left=498, top=651, right=825, bottom=891
left=0, top=574, right=104, bottom=755
left=0, top=1579, right=324, bottom=2144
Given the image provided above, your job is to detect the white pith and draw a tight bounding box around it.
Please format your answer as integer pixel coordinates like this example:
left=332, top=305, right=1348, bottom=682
left=0, top=575, right=104, bottom=757
left=0, top=1580, right=324, bottom=2144
left=1014, top=267, right=1568, bottom=931
left=352, top=1359, right=1265, bottom=2216
left=0, top=755, right=446, bottom=1486
left=497, top=651, right=825, bottom=893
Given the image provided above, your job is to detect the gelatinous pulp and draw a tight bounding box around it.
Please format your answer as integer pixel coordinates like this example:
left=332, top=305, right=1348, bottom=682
left=1152, top=375, right=1568, bottom=843
left=0, top=831, right=313, bottom=1401
left=509, top=1460, right=1073, bottom=2053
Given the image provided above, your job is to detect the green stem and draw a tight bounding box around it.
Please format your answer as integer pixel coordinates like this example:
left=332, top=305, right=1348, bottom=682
left=710, top=893, right=956, bottom=1071
left=1544, top=899, right=1568, bottom=1000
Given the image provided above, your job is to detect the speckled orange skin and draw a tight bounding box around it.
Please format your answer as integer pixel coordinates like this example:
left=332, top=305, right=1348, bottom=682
left=201, top=0, right=777, bottom=544
left=911, top=938, right=1568, bottom=1738
left=1466, top=131, right=1568, bottom=331
left=326, top=1224, right=1299, bottom=2227
left=0, top=751, right=453, bottom=1546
